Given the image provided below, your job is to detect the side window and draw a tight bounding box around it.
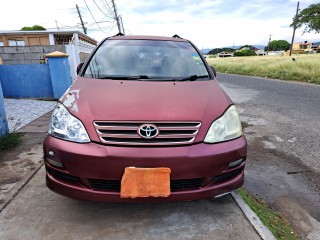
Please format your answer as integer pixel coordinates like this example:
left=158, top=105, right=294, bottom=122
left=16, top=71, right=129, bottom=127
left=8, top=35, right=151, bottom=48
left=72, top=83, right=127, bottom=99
left=8, top=39, right=25, bottom=46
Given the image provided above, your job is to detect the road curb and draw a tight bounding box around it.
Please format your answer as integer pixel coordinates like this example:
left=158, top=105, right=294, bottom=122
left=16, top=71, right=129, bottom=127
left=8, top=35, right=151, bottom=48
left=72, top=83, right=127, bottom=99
left=231, top=191, right=276, bottom=240
left=0, top=162, right=44, bottom=214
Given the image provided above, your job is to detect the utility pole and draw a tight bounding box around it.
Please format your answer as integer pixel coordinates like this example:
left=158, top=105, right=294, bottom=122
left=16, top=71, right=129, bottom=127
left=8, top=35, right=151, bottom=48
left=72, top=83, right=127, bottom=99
left=267, top=34, right=271, bottom=55
left=55, top=20, right=60, bottom=31
left=76, top=4, right=87, bottom=34
left=120, top=16, right=125, bottom=35
left=289, top=1, right=300, bottom=56
left=111, top=0, right=122, bottom=34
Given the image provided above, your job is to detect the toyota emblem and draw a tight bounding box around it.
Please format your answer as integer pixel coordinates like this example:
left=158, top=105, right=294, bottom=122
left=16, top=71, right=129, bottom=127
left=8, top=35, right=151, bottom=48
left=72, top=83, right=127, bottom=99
left=138, top=124, right=159, bottom=139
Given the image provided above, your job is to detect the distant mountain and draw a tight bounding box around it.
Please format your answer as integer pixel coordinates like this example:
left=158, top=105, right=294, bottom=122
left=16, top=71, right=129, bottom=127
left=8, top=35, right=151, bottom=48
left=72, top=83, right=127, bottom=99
left=200, top=48, right=212, bottom=54
left=202, top=45, right=267, bottom=54
left=253, top=45, right=266, bottom=49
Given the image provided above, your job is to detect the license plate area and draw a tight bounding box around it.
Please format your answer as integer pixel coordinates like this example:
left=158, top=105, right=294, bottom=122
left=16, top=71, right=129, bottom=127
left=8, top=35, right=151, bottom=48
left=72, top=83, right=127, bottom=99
left=120, top=167, right=171, bottom=198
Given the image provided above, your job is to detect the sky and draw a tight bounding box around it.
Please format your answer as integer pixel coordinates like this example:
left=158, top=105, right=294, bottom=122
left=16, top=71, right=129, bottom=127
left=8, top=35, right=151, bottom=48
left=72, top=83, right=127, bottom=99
left=0, top=0, right=319, bottom=49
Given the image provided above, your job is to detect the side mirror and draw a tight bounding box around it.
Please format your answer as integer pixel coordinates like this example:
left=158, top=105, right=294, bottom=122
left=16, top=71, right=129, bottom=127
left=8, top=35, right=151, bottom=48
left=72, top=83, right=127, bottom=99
left=77, top=62, right=84, bottom=75
left=210, top=66, right=217, bottom=77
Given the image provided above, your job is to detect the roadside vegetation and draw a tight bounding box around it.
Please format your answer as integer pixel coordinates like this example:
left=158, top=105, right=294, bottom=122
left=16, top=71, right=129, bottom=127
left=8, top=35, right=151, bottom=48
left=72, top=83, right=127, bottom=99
left=207, top=54, right=320, bottom=84
left=237, top=188, right=300, bottom=240
left=0, top=132, right=21, bottom=151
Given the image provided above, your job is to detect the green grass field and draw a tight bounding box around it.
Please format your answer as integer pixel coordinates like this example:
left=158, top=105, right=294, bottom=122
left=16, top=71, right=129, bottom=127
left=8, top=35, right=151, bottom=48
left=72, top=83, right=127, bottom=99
left=207, top=54, right=320, bottom=84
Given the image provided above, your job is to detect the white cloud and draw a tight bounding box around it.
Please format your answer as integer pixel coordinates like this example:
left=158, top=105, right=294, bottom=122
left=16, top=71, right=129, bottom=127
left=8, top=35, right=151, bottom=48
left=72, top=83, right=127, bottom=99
left=0, top=0, right=319, bottom=48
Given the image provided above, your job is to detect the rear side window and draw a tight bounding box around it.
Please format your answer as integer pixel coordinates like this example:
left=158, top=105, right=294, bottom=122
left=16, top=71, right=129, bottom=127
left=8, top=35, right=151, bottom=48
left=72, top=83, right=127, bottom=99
left=84, top=39, right=209, bottom=80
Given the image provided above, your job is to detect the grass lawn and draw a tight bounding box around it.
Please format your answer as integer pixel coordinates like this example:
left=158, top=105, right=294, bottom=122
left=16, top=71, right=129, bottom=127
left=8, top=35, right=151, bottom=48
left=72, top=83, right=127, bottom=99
left=207, top=54, right=320, bottom=84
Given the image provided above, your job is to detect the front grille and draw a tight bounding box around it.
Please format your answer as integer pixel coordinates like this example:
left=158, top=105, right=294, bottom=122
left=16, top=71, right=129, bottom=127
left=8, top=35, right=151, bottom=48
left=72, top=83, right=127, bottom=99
left=93, top=121, right=201, bottom=146
left=213, top=168, right=243, bottom=183
left=170, top=178, right=204, bottom=191
left=88, top=178, right=205, bottom=192
left=47, top=168, right=80, bottom=184
left=88, top=179, right=121, bottom=192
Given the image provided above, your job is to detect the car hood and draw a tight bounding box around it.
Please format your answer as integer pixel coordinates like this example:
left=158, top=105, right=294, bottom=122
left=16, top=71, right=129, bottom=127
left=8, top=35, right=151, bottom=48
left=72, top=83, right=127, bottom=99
left=60, top=77, right=232, bottom=142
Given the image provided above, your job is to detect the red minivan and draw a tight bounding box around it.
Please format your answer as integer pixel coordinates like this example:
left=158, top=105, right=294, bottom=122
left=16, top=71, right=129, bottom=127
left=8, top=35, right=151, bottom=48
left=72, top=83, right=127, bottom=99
left=43, top=34, right=246, bottom=202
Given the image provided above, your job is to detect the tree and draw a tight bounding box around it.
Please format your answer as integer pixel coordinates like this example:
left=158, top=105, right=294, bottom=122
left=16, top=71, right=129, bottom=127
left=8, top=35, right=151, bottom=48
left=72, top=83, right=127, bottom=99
left=208, top=48, right=234, bottom=54
left=21, top=25, right=46, bottom=31
left=238, top=45, right=254, bottom=50
left=265, top=40, right=290, bottom=51
left=234, top=49, right=256, bottom=56
left=290, top=3, right=320, bottom=33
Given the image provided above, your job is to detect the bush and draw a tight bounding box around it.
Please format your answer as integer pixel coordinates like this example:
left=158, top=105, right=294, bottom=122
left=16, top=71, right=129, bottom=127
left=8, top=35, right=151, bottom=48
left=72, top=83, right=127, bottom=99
left=234, top=49, right=256, bottom=56
left=0, top=132, right=21, bottom=151
left=21, top=25, right=46, bottom=31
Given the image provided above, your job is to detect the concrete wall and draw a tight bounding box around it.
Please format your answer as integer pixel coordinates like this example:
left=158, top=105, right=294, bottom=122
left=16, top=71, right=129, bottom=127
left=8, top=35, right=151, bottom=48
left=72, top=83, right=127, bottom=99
left=0, top=45, right=66, bottom=65
left=0, top=53, right=71, bottom=100
left=0, top=45, right=85, bottom=82
left=0, top=64, right=53, bottom=98
left=46, top=53, right=71, bottom=99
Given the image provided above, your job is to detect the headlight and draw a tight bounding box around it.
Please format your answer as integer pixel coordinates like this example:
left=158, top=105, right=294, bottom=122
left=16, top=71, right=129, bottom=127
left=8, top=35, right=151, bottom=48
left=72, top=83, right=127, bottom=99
left=204, top=105, right=242, bottom=143
left=48, top=103, right=90, bottom=143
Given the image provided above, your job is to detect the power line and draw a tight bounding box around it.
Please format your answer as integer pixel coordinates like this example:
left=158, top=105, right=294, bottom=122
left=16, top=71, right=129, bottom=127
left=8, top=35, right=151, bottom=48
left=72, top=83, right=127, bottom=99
left=83, top=0, right=107, bottom=33
left=101, top=0, right=115, bottom=15
left=87, top=24, right=115, bottom=33
left=88, top=20, right=115, bottom=27
left=92, top=0, right=114, bottom=19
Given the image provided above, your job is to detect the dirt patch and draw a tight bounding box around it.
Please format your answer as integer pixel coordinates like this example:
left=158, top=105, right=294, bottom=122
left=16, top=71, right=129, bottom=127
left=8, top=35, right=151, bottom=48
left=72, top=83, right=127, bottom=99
left=0, top=133, right=45, bottom=162
left=241, top=121, right=253, bottom=129
left=0, top=133, right=45, bottom=207
left=0, top=177, right=21, bottom=185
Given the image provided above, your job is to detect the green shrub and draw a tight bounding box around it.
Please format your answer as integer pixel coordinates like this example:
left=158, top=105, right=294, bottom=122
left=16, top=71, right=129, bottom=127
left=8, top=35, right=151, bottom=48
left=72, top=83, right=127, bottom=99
left=0, top=132, right=21, bottom=151
left=234, top=49, right=256, bottom=56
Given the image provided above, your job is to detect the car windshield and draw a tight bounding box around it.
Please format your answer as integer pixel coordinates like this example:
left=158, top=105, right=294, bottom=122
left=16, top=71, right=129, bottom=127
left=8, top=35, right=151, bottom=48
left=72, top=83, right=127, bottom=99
left=83, top=39, right=210, bottom=80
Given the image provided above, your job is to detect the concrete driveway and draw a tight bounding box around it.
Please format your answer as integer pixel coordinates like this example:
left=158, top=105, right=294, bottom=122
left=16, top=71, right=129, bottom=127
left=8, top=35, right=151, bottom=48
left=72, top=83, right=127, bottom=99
left=0, top=99, right=264, bottom=240
left=0, top=166, right=260, bottom=240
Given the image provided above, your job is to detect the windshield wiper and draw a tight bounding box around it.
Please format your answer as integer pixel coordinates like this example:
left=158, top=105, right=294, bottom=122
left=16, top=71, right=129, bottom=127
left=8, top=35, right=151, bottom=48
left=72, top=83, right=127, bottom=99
left=175, top=75, right=209, bottom=81
left=97, top=75, right=149, bottom=80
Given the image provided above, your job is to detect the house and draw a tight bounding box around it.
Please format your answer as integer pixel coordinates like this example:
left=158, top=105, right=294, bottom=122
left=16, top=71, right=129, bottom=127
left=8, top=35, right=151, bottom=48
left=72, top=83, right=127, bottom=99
left=0, top=30, right=98, bottom=81
left=0, top=30, right=97, bottom=51
left=217, top=51, right=233, bottom=58
left=255, top=50, right=266, bottom=56
left=291, top=41, right=313, bottom=54
left=311, top=42, right=320, bottom=52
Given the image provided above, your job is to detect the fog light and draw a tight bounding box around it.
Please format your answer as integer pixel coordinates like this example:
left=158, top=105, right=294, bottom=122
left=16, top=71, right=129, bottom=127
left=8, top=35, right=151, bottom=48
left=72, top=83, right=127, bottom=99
left=48, top=150, right=55, bottom=157
left=228, top=159, right=243, bottom=168
left=46, top=158, right=63, bottom=168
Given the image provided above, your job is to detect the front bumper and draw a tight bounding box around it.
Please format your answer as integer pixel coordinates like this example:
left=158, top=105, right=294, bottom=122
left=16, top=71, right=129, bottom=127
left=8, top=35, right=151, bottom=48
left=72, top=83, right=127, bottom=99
left=43, top=135, right=247, bottom=202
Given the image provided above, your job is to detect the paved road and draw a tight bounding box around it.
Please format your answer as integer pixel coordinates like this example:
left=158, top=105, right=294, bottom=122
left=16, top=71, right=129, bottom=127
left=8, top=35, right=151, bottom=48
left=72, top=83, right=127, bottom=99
left=219, top=73, right=320, bottom=173
left=218, top=73, right=320, bottom=239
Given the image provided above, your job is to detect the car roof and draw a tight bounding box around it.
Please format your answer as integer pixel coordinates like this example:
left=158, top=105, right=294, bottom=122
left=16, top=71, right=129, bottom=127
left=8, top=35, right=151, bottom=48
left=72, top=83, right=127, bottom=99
left=107, top=35, right=188, bottom=42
